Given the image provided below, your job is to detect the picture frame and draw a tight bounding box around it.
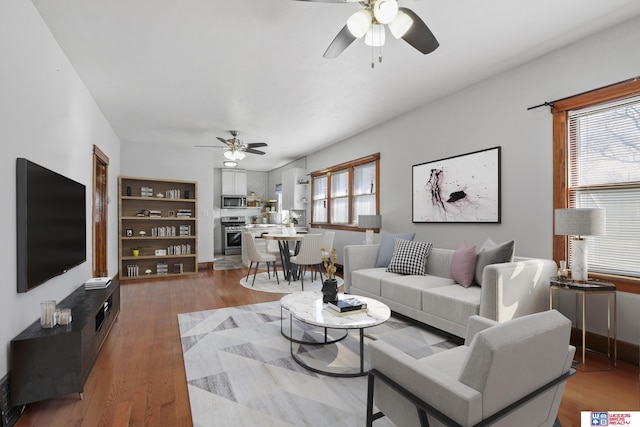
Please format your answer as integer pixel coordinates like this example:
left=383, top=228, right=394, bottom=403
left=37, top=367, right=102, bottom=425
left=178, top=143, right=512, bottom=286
left=125, top=229, right=133, bottom=237
left=168, top=210, right=175, bottom=217
left=412, top=146, right=501, bottom=223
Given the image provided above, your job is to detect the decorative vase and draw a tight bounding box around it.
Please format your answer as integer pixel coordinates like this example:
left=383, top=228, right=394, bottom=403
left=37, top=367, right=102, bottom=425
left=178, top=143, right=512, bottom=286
left=322, top=279, right=338, bottom=303
left=132, top=249, right=140, bottom=257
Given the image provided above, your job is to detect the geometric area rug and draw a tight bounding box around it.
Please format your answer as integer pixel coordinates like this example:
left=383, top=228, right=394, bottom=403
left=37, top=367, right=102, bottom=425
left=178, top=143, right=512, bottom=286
left=177, top=301, right=460, bottom=427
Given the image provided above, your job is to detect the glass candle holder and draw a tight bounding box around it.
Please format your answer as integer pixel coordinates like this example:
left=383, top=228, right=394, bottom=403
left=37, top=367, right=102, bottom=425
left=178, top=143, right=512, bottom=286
left=40, top=300, right=56, bottom=328
left=57, top=308, right=72, bottom=325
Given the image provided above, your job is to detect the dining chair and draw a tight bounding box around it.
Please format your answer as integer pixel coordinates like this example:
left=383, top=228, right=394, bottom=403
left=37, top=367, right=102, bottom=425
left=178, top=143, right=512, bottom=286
left=288, top=234, right=324, bottom=289
left=321, top=230, right=335, bottom=253
left=244, top=232, right=279, bottom=286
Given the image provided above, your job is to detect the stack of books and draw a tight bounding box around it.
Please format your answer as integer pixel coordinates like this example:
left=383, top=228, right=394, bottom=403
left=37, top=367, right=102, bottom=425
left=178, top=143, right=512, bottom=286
left=149, top=209, right=162, bottom=218
left=176, top=209, right=192, bottom=218
left=141, top=186, right=153, bottom=197
left=85, top=277, right=112, bottom=290
left=327, top=297, right=368, bottom=316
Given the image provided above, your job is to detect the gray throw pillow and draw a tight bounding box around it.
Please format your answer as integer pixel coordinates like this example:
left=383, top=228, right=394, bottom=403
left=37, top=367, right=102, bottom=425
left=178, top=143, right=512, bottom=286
left=474, top=239, right=515, bottom=286
left=375, top=232, right=416, bottom=267
left=386, top=239, right=433, bottom=276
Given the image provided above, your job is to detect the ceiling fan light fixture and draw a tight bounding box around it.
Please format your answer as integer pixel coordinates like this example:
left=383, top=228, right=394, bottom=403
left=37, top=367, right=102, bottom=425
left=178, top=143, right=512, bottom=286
left=223, top=150, right=236, bottom=160
left=388, top=9, right=413, bottom=38
left=373, top=0, right=398, bottom=25
left=236, top=151, right=246, bottom=160
left=347, top=9, right=372, bottom=38
left=364, top=24, right=386, bottom=47
left=223, top=161, right=238, bottom=167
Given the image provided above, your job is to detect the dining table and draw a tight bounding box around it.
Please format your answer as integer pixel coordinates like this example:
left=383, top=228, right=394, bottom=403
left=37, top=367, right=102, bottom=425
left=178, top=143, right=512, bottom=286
left=263, top=232, right=318, bottom=282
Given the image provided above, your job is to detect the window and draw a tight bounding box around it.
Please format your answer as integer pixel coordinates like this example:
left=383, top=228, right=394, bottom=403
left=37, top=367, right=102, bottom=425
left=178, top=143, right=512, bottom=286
left=553, top=79, right=640, bottom=293
left=311, top=153, right=380, bottom=230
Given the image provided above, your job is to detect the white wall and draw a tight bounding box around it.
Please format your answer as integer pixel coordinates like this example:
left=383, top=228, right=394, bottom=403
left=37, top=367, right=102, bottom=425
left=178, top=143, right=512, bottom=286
left=0, top=0, right=121, bottom=375
left=120, top=142, right=215, bottom=262
left=307, top=15, right=640, bottom=346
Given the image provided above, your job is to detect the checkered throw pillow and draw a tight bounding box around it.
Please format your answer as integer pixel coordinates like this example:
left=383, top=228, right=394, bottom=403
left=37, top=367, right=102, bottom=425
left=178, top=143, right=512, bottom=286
left=386, top=238, right=433, bottom=275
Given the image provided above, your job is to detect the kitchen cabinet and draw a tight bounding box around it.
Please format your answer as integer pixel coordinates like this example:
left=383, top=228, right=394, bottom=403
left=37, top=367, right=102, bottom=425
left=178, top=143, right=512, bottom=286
left=222, top=169, right=247, bottom=195
left=282, top=168, right=308, bottom=210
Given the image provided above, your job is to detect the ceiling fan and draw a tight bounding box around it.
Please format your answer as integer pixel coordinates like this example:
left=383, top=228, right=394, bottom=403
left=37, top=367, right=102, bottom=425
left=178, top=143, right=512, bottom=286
left=196, top=130, right=267, bottom=162
left=297, top=0, right=439, bottom=64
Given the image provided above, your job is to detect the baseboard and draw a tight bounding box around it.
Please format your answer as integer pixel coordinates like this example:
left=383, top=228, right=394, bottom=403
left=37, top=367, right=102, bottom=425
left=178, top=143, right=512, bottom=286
left=198, top=261, right=213, bottom=270
left=570, top=328, right=639, bottom=366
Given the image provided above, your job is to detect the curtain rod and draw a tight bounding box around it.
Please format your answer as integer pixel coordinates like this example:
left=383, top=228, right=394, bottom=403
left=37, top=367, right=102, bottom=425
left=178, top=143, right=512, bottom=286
left=526, top=75, right=640, bottom=111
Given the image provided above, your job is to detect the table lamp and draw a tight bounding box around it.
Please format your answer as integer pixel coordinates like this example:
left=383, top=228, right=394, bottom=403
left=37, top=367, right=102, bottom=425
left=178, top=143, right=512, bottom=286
left=359, top=215, right=382, bottom=245
left=554, top=208, right=606, bottom=281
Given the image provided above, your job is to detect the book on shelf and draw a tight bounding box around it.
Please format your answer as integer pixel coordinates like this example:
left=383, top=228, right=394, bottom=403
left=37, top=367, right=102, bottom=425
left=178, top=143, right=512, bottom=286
left=327, top=297, right=367, bottom=313
left=85, top=277, right=112, bottom=290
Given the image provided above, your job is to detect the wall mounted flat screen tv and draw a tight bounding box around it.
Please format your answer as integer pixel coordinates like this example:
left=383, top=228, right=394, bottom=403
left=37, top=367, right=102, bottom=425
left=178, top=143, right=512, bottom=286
left=16, top=158, right=87, bottom=293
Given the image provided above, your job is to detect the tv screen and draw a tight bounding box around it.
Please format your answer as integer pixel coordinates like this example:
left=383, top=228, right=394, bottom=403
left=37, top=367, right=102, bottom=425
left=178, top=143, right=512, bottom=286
left=16, top=158, right=87, bottom=293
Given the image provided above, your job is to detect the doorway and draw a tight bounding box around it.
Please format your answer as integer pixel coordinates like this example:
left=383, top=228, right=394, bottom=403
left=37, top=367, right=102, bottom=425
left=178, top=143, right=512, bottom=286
left=93, top=145, right=109, bottom=277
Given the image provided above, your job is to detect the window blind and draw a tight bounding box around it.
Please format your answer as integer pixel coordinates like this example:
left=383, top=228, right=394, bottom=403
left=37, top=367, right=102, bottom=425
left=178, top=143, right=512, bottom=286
left=568, top=96, right=640, bottom=277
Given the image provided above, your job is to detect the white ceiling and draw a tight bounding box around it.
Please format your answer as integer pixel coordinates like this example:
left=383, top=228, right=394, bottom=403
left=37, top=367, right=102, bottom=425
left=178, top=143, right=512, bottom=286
left=32, top=0, right=640, bottom=171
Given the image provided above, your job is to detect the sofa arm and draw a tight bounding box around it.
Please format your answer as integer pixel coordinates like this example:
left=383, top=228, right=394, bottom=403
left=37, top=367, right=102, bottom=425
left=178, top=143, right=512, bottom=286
left=464, top=315, right=498, bottom=346
left=369, top=340, right=482, bottom=426
left=479, top=259, right=557, bottom=322
left=343, top=244, right=380, bottom=293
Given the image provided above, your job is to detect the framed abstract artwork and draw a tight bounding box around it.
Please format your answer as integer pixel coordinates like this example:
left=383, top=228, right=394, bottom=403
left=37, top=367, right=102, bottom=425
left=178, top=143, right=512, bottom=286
left=412, top=146, right=501, bottom=223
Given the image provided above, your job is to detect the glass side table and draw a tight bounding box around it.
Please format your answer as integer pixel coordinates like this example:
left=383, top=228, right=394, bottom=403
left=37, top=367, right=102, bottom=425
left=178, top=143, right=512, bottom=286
left=549, top=277, right=616, bottom=371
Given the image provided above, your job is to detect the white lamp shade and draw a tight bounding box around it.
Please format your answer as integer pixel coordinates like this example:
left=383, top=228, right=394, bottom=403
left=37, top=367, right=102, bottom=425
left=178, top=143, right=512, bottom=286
left=388, top=9, right=413, bottom=38
left=223, top=150, right=235, bottom=160
left=364, top=24, right=386, bottom=47
left=373, top=0, right=399, bottom=25
left=359, top=215, right=382, bottom=229
left=347, top=9, right=372, bottom=38
left=554, top=208, right=606, bottom=237
left=236, top=151, right=246, bottom=160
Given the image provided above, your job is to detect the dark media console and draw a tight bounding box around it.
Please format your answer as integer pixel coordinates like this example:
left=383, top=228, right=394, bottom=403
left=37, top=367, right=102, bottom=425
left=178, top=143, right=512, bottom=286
left=10, top=281, right=120, bottom=405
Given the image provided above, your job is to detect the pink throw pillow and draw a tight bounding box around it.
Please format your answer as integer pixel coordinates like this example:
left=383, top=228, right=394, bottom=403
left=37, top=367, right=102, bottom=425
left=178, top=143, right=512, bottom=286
left=451, top=241, right=477, bottom=288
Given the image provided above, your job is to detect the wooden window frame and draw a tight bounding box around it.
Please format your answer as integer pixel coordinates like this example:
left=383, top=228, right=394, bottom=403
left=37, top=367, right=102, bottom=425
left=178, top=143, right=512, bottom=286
left=552, top=79, right=640, bottom=294
left=310, top=153, right=380, bottom=231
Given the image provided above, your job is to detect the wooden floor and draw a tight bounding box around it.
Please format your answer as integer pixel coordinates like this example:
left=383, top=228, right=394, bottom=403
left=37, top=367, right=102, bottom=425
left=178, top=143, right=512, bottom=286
left=14, top=268, right=640, bottom=427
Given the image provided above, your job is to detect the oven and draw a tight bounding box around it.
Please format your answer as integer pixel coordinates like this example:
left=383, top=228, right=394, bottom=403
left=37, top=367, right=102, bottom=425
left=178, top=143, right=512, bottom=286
left=221, top=216, right=245, bottom=255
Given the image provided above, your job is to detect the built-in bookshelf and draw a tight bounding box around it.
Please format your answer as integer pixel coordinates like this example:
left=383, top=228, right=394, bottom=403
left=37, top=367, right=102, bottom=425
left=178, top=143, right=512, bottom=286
left=118, top=176, right=198, bottom=280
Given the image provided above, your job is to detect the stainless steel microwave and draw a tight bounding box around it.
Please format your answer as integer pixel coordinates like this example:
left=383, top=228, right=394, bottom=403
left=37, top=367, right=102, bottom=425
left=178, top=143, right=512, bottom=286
left=222, top=195, right=247, bottom=208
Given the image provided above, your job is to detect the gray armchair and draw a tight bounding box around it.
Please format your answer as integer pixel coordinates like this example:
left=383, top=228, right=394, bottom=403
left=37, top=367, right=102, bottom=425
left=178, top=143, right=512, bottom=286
left=367, top=310, right=576, bottom=427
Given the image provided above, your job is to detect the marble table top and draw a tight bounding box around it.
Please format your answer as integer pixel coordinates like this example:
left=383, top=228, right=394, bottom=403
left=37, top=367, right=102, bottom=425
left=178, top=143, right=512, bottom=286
left=280, top=291, right=391, bottom=329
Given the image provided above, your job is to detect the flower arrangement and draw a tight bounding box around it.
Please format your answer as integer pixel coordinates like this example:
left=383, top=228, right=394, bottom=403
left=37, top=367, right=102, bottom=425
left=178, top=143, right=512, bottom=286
left=321, top=247, right=337, bottom=281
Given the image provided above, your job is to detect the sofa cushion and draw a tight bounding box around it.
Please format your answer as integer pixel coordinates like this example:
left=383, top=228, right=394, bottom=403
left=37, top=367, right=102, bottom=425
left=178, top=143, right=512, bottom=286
left=474, top=239, right=515, bottom=286
left=351, top=268, right=397, bottom=296
left=451, top=241, right=477, bottom=288
left=387, top=239, right=433, bottom=275
left=375, top=232, right=416, bottom=267
left=381, top=275, right=454, bottom=310
left=422, top=285, right=481, bottom=330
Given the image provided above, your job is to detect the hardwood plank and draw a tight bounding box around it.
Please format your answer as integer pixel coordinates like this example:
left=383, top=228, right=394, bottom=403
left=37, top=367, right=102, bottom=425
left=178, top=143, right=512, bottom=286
left=13, top=267, right=639, bottom=426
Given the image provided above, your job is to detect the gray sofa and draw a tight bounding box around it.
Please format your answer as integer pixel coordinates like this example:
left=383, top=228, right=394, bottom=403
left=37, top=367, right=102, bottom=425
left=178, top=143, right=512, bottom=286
left=343, top=244, right=557, bottom=338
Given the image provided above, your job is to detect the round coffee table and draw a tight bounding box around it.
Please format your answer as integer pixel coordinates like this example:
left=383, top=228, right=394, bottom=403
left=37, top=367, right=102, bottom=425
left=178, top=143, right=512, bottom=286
left=280, top=291, right=391, bottom=377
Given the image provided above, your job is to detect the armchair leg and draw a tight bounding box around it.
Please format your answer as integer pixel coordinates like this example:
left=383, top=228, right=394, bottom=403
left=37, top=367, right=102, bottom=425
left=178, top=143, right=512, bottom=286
left=366, top=372, right=388, bottom=427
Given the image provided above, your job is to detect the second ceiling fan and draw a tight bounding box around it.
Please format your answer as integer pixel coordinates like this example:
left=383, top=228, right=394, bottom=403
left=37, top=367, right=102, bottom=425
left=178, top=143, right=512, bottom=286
left=297, top=0, right=439, bottom=63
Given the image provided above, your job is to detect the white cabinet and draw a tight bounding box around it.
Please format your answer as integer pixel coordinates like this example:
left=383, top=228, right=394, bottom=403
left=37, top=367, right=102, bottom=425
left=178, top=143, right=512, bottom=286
left=282, top=168, right=308, bottom=210
left=222, top=169, right=247, bottom=195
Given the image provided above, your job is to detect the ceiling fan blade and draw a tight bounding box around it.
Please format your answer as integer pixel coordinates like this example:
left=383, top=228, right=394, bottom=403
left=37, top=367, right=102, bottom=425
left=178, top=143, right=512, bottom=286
left=247, top=142, right=268, bottom=148
left=244, top=148, right=266, bottom=155
left=216, top=136, right=230, bottom=145
left=399, top=8, right=439, bottom=55
left=323, top=25, right=357, bottom=59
